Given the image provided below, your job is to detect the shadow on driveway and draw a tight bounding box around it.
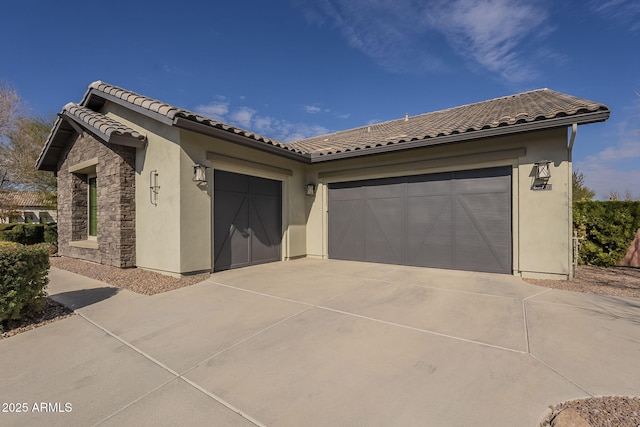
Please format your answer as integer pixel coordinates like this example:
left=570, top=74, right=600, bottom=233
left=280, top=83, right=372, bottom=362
left=50, top=287, right=120, bottom=310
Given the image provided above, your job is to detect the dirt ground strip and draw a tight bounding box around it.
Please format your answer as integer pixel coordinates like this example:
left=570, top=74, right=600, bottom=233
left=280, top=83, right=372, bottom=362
left=524, top=265, right=640, bottom=299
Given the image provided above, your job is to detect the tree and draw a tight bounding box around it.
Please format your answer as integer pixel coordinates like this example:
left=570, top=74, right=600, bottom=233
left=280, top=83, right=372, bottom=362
left=0, top=83, right=56, bottom=217
left=4, top=116, right=56, bottom=193
left=0, top=82, right=24, bottom=191
left=572, top=170, right=595, bottom=201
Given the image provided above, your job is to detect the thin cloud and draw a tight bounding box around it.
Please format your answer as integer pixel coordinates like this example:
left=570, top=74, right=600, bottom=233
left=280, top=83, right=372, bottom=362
left=297, top=0, right=552, bottom=82
left=305, top=105, right=322, bottom=114
left=589, top=0, right=640, bottom=31
left=194, top=102, right=229, bottom=121
left=425, top=0, right=548, bottom=82
left=193, top=100, right=329, bottom=142
left=297, top=0, right=447, bottom=74
left=229, top=107, right=255, bottom=128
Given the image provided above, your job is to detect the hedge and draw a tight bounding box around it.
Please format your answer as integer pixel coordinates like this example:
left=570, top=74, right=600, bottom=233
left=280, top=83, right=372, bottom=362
left=574, top=201, right=640, bottom=267
left=0, top=243, right=50, bottom=331
left=0, top=223, right=57, bottom=246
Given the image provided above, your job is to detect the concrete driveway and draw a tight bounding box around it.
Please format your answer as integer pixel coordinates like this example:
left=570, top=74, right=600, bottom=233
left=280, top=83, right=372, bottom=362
left=1, top=259, right=639, bottom=426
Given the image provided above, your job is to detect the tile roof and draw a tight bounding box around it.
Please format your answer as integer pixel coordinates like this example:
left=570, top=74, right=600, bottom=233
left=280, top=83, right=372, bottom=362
left=0, top=191, right=54, bottom=208
left=63, top=103, right=146, bottom=142
left=86, top=81, right=306, bottom=155
left=288, top=89, right=610, bottom=156
left=37, top=81, right=610, bottom=171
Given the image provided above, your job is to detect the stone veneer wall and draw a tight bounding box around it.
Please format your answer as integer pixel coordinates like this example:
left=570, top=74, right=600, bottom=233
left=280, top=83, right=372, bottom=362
left=57, top=133, right=136, bottom=267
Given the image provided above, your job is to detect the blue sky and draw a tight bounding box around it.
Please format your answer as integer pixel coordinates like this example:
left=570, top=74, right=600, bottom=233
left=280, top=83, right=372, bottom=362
left=1, top=0, right=639, bottom=199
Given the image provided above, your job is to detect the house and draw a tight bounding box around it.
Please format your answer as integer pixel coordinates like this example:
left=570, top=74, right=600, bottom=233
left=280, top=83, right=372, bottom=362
left=0, top=190, right=57, bottom=224
left=36, top=81, right=610, bottom=279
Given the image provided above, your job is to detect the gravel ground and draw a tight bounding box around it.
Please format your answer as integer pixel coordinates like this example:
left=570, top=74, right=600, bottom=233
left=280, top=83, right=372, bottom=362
left=4, top=257, right=640, bottom=425
left=1, top=298, right=74, bottom=340
left=49, top=256, right=210, bottom=295
left=540, top=396, right=640, bottom=427
left=524, top=265, right=640, bottom=299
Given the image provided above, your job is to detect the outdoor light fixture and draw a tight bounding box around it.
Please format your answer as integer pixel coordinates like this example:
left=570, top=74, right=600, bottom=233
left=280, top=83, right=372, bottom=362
left=532, top=160, right=552, bottom=191
left=193, top=164, right=208, bottom=182
left=534, top=160, right=551, bottom=179
left=306, top=183, right=316, bottom=196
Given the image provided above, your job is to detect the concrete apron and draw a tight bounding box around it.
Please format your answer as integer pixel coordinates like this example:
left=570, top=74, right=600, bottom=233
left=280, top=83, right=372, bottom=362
left=0, top=260, right=638, bottom=427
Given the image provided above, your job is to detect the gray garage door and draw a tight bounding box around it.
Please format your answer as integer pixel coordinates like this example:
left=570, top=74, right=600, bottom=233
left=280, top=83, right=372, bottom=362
left=214, top=170, right=282, bottom=271
left=328, top=167, right=512, bottom=274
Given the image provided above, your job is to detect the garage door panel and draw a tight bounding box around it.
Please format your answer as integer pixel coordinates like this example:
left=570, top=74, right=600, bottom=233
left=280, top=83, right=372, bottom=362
left=407, top=195, right=453, bottom=267
left=364, top=178, right=404, bottom=199
left=214, top=192, right=250, bottom=269
left=407, top=172, right=453, bottom=196
left=328, top=167, right=511, bottom=274
left=365, top=198, right=405, bottom=264
left=328, top=199, right=365, bottom=261
left=250, top=195, right=282, bottom=264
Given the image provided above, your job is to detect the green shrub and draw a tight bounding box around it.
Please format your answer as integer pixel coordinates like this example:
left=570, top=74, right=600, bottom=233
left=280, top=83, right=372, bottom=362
left=44, top=224, right=57, bottom=245
left=0, top=243, right=50, bottom=331
left=0, top=223, right=18, bottom=235
left=0, top=224, right=45, bottom=245
left=574, top=201, right=640, bottom=267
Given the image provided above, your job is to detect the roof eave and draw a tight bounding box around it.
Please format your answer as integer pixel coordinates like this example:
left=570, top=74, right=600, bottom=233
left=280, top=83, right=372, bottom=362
left=60, top=110, right=147, bottom=149
left=36, top=117, right=67, bottom=171
left=308, top=110, right=611, bottom=163
left=173, top=117, right=311, bottom=163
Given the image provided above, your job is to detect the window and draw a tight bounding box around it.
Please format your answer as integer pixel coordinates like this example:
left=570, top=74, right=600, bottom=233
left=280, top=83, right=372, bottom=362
left=88, top=176, right=98, bottom=238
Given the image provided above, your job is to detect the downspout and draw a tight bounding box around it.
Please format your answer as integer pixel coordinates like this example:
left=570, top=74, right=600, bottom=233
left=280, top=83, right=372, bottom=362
left=568, top=123, right=578, bottom=279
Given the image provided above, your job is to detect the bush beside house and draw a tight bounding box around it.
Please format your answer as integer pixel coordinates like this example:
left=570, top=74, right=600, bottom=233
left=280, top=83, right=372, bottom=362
left=0, top=223, right=57, bottom=246
left=0, top=242, right=50, bottom=331
left=574, top=201, right=640, bottom=267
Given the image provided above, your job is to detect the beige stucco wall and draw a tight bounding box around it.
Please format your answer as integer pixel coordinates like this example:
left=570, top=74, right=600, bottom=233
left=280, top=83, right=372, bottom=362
left=98, top=101, right=574, bottom=279
left=103, top=102, right=184, bottom=275
left=305, top=128, right=572, bottom=279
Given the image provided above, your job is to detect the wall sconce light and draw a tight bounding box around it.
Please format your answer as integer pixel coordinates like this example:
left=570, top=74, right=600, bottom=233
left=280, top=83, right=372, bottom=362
left=532, top=160, right=552, bottom=191
left=193, top=164, right=208, bottom=182
left=306, top=183, right=316, bottom=196
left=534, top=160, right=551, bottom=179
left=149, top=170, right=160, bottom=206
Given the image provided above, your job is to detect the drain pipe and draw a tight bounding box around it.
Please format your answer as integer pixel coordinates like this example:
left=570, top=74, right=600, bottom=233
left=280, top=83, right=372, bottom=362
left=568, top=123, right=578, bottom=279
left=568, top=123, right=578, bottom=154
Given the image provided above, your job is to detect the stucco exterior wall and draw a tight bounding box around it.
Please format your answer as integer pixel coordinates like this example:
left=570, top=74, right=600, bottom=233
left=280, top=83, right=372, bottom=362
left=103, top=102, right=184, bottom=275
left=305, top=128, right=572, bottom=279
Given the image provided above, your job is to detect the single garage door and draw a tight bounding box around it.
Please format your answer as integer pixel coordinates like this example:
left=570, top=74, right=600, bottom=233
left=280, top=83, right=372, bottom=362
left=328, top=167, right=511, bottom=274
left=214, top=170, right=282, bottom=271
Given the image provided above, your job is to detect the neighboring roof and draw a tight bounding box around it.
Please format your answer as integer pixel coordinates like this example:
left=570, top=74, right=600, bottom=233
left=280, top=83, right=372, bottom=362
left=0, top=191, right=54, bottom=208
left=288, top=89, right=610, bottom=157
left=37, top=82, right=610, bottom=170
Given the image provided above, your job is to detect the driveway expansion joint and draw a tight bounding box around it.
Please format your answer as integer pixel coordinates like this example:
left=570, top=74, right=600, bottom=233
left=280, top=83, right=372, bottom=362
left=74, top=313, right=266, bottom=427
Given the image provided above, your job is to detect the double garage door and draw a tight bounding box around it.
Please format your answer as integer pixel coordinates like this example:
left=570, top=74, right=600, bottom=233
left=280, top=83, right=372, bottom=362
left=328, top=167, right=512, bottom=274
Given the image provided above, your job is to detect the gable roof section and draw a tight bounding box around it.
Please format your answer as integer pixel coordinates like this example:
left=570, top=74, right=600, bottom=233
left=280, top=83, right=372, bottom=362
left=37, top=82, right=610, bottom=170
left=83, top=81, right=307, bottom=159
left=37, top=102, right=148, bottom=171
left=289, top=89, right=610, bottom=160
